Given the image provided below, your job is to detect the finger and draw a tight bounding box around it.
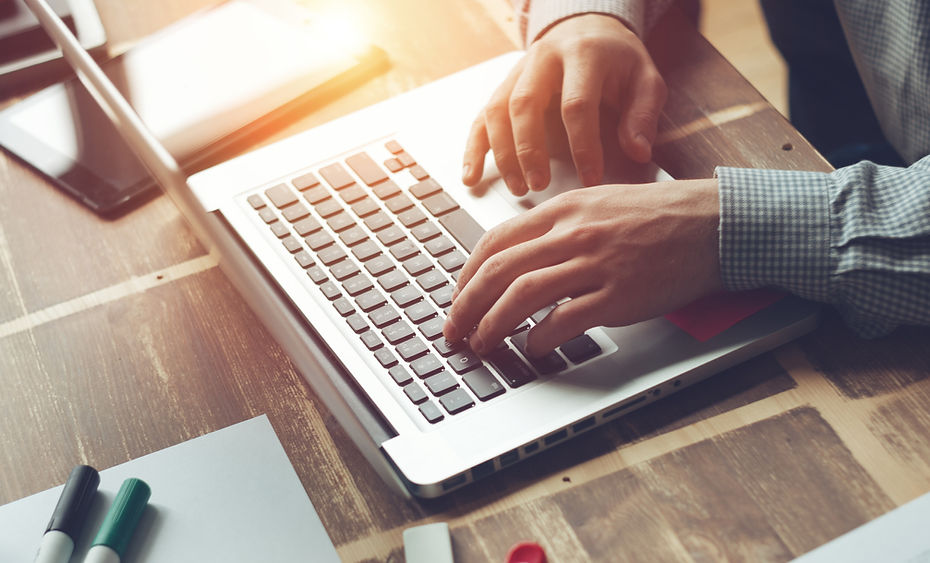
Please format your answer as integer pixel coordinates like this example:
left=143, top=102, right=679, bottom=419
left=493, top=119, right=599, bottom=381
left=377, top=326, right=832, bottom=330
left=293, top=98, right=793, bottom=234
left=462, top=115, right=491, bottom=193
left=560, top=57, right=608, bottom=186
left=617, top=64, right=667, bottom=164
left=452, top=203, right=558, bottom=296
left=484, top=70, right=528, bottom=196
left=468, top=264, right=599, bottom=355
left=444, top=233, right=576, bottom=343
left=509, top=54, right=561, bottom=191
left=524, top=290, right=609, bottom=356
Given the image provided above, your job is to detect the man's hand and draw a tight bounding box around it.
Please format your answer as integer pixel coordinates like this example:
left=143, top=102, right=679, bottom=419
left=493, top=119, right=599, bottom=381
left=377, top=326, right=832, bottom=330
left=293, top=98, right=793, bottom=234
left=462, top=14, right=667, bottom=195
left=443, top=179, right=723, bottom=356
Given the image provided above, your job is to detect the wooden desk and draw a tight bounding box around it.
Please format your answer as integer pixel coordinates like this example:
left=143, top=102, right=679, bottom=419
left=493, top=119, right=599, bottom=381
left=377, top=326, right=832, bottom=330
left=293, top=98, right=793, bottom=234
left=3, top=1, right=930, bottom=561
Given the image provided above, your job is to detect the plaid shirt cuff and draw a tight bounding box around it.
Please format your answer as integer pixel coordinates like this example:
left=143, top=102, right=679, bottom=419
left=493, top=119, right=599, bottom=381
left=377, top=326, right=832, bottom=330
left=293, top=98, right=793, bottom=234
left=524, top=1, right=644, bottom=44
left=716, top=166, right=833, bottom=301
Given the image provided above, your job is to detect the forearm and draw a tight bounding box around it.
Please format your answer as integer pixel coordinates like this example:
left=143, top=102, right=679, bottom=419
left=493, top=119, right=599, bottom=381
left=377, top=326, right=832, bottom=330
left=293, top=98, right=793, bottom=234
left=717, top=156, right=930, bottom=337
left=514, top=0, right=676, bottom=45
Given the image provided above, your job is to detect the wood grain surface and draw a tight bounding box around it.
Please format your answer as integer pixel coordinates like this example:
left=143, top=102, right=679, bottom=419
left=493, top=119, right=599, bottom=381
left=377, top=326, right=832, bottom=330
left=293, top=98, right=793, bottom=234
left=2, top=1, right=930, bottom=562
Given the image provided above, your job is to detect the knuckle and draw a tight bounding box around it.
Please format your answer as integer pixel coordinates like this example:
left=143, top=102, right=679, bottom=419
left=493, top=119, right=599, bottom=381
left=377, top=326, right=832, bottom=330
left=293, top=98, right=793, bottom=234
left=508, top=91, right=537, bottom=117
left=561, top=96, right=594, bottom=121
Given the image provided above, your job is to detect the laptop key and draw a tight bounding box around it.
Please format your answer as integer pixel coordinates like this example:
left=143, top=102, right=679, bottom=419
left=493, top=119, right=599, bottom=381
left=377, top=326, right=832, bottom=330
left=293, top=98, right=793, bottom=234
left=351, top=240, right=382, bottom=262
left=403, top=255, right=433, bottom=276
left=390, top=240, right=420, bottom=262
left=259, top=208, right=277, bottom=224
left=419, top=401, right=444, bottom=423
left=425, top=236, right=455, bottom=257
left=409, top=178, right=442, bottom=200
left=333, top=297, right=354, bottom=317
left=364, top=211, right=393, bottom=231
left=385, top=193, right=414, bottom=214
left=424, top=371, right=458, bottom=396
left=391, top=285, right=422, bottom=308
left=433, top=338, right=463, bottom=357
left=462, top=367, right=505, bottom=401
left=411, top=221, right=441, bottom=242
left=405, top=300, right=436, bottom=324
left=384, top=158, right=403, bottom=172
left=265, top=184, right=298, bottom=208
left=314, top=199, right=343, bottom=218
left=303, top=186, right=330, bottom=204
left=369, top=304, right=401, bottom=328
left=339, top=226, right=368, bottom=247
left=346, top=314, right=368, bottom=334
left=292, top=171, right=320, bottom=190
left=317, top=246, right=347, bottom=266
left=410, top=354, right=444, bottom=378
left=559, top=334, right=602, bottom=364
left=397, top=337, right=430, bottom=362
left=339, top=184, right=368, bottom=205
left=319, top=162, right=355, bottom=190
left=294, top=216, right=322, bottom=236
left=374, top=347, right=398, bottom=368
left=488, top=349, right=536, bottom=388
left=330, top=260, right=360, bottom=281
left=346, top=152, right=389, bottom=186
left=327, top=211, right=355, bottom=233
left=282, top=203, right=310, bottom=222
left=378, top=270, right=408, bottom=292
left=405, top=382, right=428, bottom=404
left=351, top=197, right=380, bottom=218
left=305, top=231, right=333, bottom=251
left=509, top=331, right=567, bottom=374
left=439, top=388, right=475, bottom=414
left=447, top=350, right=482, bottom=374
left=365, top=255, right=395, bottom=277
left=307, top=267, right=328, bottom=284
left=356, top=289, right=387, bottom=312
left=398, top=207, right=427, bottom=228
left=418, top=316, right=445, bottom=340
left=343, top=274, right=373, bottom=296
left=373, top=179, right=402, bottom=200
left=422, top=192, right=459, bottom=216
left=247, top=194, right=265, bottom=209
left=360, top=331, right=382, bottom=350
left=385, top=140, right=403, bottom=154
left=270, top=222, right=290, bottom=238
left=417, top=270, right=447, bottom=292
left=320, top=281, right=341, bottom=301
left=389, top=365, right=413, bottom=386
left=409, top=165, right=429, bottom=181
left=282, top=236, right=302, bottom=254
left=382, top=320, right=415, bottom=344
left=430, top=285, right=454, bottom=308
left=438, top=208, right=484, bottom=253
left=294, top=251, right=315, bottom=269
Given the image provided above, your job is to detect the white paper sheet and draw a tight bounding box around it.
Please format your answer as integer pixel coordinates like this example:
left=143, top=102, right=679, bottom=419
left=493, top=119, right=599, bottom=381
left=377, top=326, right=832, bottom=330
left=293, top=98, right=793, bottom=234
left=793, top=489, right=930, bottom=562
left=0, top=415, right=341, bottom=562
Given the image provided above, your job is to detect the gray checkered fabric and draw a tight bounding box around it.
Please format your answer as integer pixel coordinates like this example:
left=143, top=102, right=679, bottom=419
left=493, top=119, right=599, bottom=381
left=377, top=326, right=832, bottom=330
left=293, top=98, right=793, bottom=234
left=516, top=0, right=930, bottom=336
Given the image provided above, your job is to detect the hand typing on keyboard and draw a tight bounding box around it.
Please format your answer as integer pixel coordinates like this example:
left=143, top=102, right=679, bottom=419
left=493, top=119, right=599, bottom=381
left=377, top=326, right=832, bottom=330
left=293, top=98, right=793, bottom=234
left=442, top=179, right=723, bottom=357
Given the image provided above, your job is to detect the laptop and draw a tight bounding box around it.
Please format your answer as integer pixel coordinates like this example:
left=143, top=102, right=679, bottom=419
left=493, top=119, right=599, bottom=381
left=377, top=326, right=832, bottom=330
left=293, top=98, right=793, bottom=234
left=27, top=0, right=820, bottom=498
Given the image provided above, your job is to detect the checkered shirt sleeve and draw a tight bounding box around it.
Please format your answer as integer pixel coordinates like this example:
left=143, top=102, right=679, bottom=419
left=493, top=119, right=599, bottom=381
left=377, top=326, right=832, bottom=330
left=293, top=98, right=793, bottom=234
left=718, top=157, right=930, bottom=337
left=514, top=0, right=674, bottom=45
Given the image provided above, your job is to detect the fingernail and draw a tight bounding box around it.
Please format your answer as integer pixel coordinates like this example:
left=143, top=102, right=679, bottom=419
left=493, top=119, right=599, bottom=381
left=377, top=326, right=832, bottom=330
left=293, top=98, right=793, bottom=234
left=580, top=168, right=597, bottom=186
left=462, top=164, right=471, bottom=181
left=505, top=173, right=524, bottom=193
left=443, top=317, right=458, bottom=341
left=469, top=332, right=485, bottom=355
left=526, top=169, right=545, bottom=191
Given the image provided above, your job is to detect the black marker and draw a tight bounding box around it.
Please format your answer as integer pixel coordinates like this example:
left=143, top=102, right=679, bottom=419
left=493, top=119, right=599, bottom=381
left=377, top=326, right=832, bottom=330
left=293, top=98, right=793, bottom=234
left=34, top=465, right=100, bottom=563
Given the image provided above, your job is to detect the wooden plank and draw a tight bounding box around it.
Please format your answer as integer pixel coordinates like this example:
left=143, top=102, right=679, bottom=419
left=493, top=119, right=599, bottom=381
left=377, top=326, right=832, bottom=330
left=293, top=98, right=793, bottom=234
left=798, top=312, right=930, bottom=399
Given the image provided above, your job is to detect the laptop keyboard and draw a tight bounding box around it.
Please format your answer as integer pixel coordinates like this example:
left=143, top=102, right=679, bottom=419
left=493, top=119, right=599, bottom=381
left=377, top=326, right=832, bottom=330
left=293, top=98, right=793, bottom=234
left=245, top=140, right=603, bottom=424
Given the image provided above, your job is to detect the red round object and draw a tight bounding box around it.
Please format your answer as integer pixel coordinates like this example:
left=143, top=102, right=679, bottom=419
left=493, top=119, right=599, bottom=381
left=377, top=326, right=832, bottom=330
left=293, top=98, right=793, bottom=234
left=505, top=541, right=547, bottom=563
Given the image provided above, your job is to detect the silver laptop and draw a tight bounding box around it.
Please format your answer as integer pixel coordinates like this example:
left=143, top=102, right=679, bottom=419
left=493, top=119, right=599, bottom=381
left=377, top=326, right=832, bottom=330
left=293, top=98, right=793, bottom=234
left=28, top=0, right=819, bottom=497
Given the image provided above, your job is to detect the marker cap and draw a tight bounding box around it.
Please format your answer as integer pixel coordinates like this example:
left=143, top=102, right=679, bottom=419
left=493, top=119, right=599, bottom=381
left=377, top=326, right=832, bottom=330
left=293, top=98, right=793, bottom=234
left=92, top=478, right=151, bottom=557
left=46, top=465, right=100, bottom=538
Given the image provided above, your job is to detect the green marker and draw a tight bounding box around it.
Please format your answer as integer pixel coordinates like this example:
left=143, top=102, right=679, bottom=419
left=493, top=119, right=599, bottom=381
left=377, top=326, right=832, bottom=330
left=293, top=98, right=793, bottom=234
left=84, top=479, right=151, bottom=563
